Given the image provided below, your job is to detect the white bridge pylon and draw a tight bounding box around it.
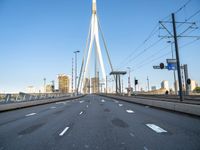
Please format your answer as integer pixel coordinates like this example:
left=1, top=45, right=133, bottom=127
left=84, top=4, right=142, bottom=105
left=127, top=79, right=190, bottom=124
left=78, top=0, right=113, bottom=93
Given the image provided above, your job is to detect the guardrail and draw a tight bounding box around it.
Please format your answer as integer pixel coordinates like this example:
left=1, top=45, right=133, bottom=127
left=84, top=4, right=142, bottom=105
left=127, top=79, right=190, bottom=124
left=0, top=94, right=85, bottom=112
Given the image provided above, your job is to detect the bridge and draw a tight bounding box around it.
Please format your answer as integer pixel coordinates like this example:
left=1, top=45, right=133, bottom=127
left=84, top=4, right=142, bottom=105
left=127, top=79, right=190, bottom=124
left=0, top=0, right=200, bottom=150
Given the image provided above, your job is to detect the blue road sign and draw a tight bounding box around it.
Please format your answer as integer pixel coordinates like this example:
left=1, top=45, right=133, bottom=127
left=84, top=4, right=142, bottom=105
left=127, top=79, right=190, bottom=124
left=167, top=63, right=177, bottom=70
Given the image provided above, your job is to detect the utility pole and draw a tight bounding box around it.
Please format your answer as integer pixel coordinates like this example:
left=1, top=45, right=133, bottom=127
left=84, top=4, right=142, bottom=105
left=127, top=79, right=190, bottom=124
left=74, top=50, right=80, bottom=95
left=184, top=64, right=190, bottom=95
left=167, top=40, right=177, bottom=95
left=172, top=13, right=183, bottom=101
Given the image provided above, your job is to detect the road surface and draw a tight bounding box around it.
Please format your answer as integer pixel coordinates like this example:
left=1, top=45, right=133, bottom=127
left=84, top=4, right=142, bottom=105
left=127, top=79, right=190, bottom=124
left=0, top=95, right=200, bottom=150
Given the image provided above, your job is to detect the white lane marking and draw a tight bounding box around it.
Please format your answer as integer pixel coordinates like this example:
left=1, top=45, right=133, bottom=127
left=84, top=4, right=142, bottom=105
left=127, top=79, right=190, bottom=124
left=50, top=106, right=56, bottom=109
left=146, top=124, right=167, bottom=133
left=56, top=102, right=66, bottom=105
left=79, top=100, right=84, bottom=103
left=25, top=113, right=36, bottom=117
left=79, top=111, right=83, bottom=115
left=144, top=146, right=148, bottom=150
left=126, top=110, right=134, bottom=113
left=59, top=127, right=69, bottom=136
left=114, top=100, right=119, bottom=103
left=86, top=105, right=89, bottom=108
left=129, top=133, right=135, bottom=137
left=118, top=104, right=123, bottom=107
left=101, top=99, right=105, bottom=102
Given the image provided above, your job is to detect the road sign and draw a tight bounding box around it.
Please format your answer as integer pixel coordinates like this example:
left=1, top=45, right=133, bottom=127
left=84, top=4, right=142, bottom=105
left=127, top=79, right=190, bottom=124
left=166, top=59, right=177, bottom=64
left=167, top=63, right=177, bottom=70
left=153, top=66, right=161, bottom=69
left=153, top=66, right=168, bottom=69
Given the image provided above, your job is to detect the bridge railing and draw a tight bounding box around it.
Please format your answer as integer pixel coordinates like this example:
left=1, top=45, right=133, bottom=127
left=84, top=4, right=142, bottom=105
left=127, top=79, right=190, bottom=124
left=0, top=93, right=75, bottom=104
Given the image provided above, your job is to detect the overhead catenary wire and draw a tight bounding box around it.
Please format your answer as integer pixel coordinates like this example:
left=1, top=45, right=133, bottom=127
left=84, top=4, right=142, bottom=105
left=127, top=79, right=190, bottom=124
left=174, top=0, right=192, bottom=14
left=117, top=23, right=160, bottom=70
left=117, top=0, right=196, bottom=73
left=132, top=45, right=170, bottom=69
left=131, top=37, right=200, bottom=72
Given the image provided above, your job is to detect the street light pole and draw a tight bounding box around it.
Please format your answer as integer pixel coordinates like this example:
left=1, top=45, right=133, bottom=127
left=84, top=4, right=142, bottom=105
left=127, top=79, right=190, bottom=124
left=74, top=50, right=80, bottom=95
left=147, top=76, right=150, bottom=92
left=43, top=78, right=46, bottom=93
left=127, top=67, right=131, bottom=96
left=167, top=40, right=177, bottom=95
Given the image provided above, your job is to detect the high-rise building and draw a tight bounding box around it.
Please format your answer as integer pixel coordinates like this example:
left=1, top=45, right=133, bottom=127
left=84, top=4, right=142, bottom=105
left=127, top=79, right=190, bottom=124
left=151, top=86, right=157, bottom=91
left=83, top=78, right=90, bottom=94
left=46, top=84, right=54, bottom=93
left=191, top=80, right=197, bottom=91
left=26, top=86, right=36, bottom=93
left=161, top=80, right=169, bottom=91
left=91, top=77, right=99, bottom=93
left=58, top=74, right=70, bottom=93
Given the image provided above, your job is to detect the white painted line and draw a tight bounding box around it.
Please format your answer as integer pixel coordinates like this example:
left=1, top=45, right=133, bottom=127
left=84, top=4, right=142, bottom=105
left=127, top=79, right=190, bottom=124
left=79, top=111, right=83, bottom=115
left=118, top=104, right=123, bottom=107
left=56, top=102, right=66, bottom=105
left=59, top=127, right=69, bottom=136
left=144, top=146, right=148, bottom=150
left=114, top=100, right=119, bottom=103
left=50, top=106, right=56, bottom=109
left=129, top=133, right=135, bottom=137
left=25, top=113, right=36, bottom=117
left=79, top=100, right=84, bottom=103
left=101, top=99, right=105, bottom=102
left=86, top=105, right=89, bottom=108
left=126, top=110, right=134, bottom=113
left=146, top=124, right=167, bottom=133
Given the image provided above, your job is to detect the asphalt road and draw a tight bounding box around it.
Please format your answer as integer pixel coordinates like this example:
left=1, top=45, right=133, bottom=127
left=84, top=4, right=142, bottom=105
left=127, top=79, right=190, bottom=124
left=0, top=95, right=200, bottom=150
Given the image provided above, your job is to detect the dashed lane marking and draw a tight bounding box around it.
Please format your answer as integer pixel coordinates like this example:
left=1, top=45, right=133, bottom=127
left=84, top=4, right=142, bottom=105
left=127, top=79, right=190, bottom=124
left=25, top=113, right=36, bottom=117
left=79, top=111, right=83, bottom=115
left=101, top=99, right=105, bottom=102
left=118, top=104, right=123, bottom=107
left=79, top=101, right=84, bottom=103
left=50, top=106, right=56, bottom=109
left=146, top=124, right=167, bottom=133
left=126, top=110, right=134, bottom=113
left=59, top=127, right=69, bottom=136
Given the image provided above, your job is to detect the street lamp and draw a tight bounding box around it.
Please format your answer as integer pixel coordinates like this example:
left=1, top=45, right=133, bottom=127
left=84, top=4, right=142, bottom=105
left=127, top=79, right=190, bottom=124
left=74, top=50, right=80, bottom=95
left=127, top=67, right=131, bottom=96
left=167, top=41, right=177, bottom=95
left=43, top=78, right=46, bottom=93
left=147, top=76, right=150, bottom=92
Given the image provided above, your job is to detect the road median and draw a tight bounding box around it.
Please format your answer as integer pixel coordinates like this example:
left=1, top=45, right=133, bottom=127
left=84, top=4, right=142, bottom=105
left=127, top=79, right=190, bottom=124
left=99, top=94, right=200, bottom=116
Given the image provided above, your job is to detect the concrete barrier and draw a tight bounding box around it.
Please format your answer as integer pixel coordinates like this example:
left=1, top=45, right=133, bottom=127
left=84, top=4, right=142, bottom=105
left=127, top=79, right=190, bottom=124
left=100, top=94, right=200, bottom=116
left=0, top=95, right=85, bottom=112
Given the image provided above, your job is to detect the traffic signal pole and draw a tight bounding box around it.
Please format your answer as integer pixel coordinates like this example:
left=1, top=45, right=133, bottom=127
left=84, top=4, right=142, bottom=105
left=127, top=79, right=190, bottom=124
left=172, top=13, right=184, bottom=101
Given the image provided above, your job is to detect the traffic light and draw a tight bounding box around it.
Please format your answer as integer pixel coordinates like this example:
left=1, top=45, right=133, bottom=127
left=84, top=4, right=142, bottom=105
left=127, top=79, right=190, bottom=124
left=135, top=79, right=138, bottom=85
left=160, top=63, right=165, bottom=69
left=187, top=78, right=191, bottom=85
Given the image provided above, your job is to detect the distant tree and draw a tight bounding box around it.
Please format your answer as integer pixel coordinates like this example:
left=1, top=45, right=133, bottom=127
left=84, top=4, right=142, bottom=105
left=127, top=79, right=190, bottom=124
left=193, top=87, right=200, bottom=93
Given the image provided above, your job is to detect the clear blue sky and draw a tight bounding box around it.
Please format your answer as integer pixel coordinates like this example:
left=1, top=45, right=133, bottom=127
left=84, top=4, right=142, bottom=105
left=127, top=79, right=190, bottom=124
left=0, top=0, right=200, bottom=93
